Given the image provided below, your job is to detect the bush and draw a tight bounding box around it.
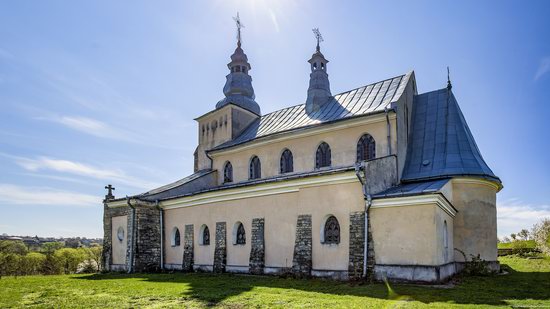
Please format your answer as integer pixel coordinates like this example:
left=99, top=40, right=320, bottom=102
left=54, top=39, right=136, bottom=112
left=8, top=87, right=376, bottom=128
left=21, top=252, right=46, bottom=275
left=532, top=218, right=550, bottom=256
left=55, top=248, right=87, bottom=274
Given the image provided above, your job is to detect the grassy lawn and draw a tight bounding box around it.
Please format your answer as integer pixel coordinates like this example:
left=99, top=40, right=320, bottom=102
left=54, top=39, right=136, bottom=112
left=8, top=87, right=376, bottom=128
left=1, top=256, right=549, bottom=308
left=497, top=240, right=536, bottom=249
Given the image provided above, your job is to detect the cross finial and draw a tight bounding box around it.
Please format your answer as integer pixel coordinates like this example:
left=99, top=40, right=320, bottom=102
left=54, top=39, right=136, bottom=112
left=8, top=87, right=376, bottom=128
left=233, top=13, right=244, bottom=47
left=312, top=28, right=324, bottom=52
left=104, top=184, right=115, bottom=200
left=447, top=66, right=452, bottom=91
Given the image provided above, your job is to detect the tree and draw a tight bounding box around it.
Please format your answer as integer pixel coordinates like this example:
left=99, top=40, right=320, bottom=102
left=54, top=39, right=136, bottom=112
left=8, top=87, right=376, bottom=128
left=518, top=229, right=530, bottom=240
left=21, top=252, right=46, bottom=275
left=502, top=236, right=511, bottom=243
left=85, top=246, right=102, bottom=272
left=55, top=248, right=86, bottom=274
left=0, top=240, right=28, bottom=255
left=510, top=233, right=517, bottom=241
left=532, top=218, right=550, bottom=256
left=41, top=242, right=64, bottom=254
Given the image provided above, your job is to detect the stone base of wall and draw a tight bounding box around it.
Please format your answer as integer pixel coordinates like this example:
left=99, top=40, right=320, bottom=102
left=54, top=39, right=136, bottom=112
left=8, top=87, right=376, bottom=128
left=109, top=264, right=127, bottom=272
left=455, top=260, right=500, bottom=273
left=193, top=264, right=214, bottom=272
left=226, top=265, right=250, bottom=273
left=374, top=262, right=458, bottom=283
left=164, top=263, right=183, bottom=270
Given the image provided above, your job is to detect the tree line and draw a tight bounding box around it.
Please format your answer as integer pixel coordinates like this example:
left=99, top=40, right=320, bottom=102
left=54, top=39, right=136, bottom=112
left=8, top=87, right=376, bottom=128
left=0, top=241, right=102, bottom=278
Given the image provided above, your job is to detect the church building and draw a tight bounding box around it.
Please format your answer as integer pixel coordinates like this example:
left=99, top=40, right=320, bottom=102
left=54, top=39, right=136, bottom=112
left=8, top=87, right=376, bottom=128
left=102, top=23, right=502, bottom=283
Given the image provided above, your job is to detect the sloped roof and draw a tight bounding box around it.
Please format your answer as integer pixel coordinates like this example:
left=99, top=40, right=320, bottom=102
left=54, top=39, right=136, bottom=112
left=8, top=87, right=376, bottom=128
left=211, top=71, right=414, bottom=151
left=402, top=88, right=500, bottom=184
left=372, top=178, right=450, bottom=199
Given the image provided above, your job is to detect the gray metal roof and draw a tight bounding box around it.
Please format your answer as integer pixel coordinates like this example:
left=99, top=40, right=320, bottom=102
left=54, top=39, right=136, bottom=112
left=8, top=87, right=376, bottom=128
left=372, top=178, right=450, bottom=199
left=401, top=88, right=500, bottom=184
left=212, top=71, right=414, bottom=151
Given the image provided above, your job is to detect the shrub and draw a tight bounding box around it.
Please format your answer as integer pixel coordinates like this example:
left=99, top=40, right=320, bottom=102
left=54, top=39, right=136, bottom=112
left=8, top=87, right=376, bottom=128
left=21, top=252, right=46, bottom=275
left=532, top=218, right=550, bottom=256
left=55, top=248, right=87, bottom=274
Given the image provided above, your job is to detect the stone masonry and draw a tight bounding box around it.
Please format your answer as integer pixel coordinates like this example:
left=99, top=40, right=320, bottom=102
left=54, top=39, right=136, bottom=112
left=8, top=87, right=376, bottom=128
left=366, top=211, right=375, bottom=282
left=213, top=222, right=227, bottom=273
left=249, top=218, right=265, bottom=274
left=182, top=224, right=194, bottom=272
left=348, top=211, right=365, bottom=279
left=101, top=202, right=128, bottom=271
left=132, top=205, right=161, bottom=272
left=292, top=214, right=312, bottom=276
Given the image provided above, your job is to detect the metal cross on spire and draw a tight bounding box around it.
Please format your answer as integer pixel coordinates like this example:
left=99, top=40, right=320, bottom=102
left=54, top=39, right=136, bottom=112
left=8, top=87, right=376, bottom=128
left=312, top=28, right=324, bottom=52
left=233, top=13, right=244, bottom=47
left=447, top=66, right=452, bottom=90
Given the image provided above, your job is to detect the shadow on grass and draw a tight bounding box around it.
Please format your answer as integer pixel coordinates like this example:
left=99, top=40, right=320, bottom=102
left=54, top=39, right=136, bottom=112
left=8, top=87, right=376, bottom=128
left=75, top=262, right=550, bottom=307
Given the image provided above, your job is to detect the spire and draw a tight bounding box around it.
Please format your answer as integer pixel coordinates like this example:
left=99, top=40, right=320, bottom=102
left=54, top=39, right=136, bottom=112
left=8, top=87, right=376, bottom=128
left=215, top=14, right=261, bottom=115
left=447, top=66, right=452, bottom=91
left=306, top=28, right=332, bottom=114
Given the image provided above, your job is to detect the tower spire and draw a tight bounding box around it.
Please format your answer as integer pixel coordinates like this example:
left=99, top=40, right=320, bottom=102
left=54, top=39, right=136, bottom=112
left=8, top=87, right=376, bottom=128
left=233, top=12, right=244, bottom=47
left=215, top=14, right=261, bottom=115
left=306, top=28, right=331, bottom=114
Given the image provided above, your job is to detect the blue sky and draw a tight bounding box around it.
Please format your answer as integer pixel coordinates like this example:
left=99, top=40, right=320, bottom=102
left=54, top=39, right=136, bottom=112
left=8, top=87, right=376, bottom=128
left=0, top=1, right=549, bottom=238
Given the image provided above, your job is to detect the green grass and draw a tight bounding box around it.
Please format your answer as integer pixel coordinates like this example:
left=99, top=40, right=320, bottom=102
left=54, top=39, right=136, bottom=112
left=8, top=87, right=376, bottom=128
left=1, top=256, right=549, bottom=308
left=497, top=240, right=536, bottom=249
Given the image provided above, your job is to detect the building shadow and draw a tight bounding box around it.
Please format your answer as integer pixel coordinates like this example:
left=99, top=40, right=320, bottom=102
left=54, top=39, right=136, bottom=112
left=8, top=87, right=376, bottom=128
left=75, top=261, right=550, bottom=307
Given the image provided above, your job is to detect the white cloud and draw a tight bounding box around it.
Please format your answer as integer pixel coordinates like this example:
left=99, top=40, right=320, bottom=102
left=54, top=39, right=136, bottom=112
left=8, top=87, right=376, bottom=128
left=50, top=116, right=135, bottom=142
left=14, top=156, right=160, bottom=190
left=534, top=56, right=550, bottom=81
left=497, top=198, right=550, bottom=238
left=0, top=184, right=99, bottom=208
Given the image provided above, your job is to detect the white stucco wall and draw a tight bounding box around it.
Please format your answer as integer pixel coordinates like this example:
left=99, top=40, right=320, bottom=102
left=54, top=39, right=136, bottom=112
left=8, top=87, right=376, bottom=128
left=111, top=215, right=128, bottom=265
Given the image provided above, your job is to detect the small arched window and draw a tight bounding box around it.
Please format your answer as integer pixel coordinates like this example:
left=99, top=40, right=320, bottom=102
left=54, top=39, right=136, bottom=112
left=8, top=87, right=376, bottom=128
left=316, top=142, right=331, bottom=169
left=223, top=162, right=233, bottom=183
left=280, top=149, right=294, bottom=174
left=249, top=156, right=261, bottom=180
left=323, top=216, right=340, bottom=244
left=357, top=134, right=376, bottom=162
left=200, top=225, right=210, bottom=246
left=171, top=227, right=180, bottom=247
left=233, top=222, right=246, bottom=245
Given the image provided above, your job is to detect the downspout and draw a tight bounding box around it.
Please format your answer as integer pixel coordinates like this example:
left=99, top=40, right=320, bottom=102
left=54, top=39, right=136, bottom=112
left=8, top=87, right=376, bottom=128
left=385, top=107, right=392, bottom=155
left=126, top=196, right=136, bottom=274
left=205, top=150, right=214, bottom=169
left=156, top=200, right=164, bottom=271
left=355, top=163, right=372, bottom=279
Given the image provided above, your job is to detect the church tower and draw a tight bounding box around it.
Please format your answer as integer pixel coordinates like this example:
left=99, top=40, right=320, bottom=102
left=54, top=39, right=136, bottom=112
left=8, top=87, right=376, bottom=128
left=194, top=14, right=261, bottom=172
left=306, top=28, right=332, bottom=114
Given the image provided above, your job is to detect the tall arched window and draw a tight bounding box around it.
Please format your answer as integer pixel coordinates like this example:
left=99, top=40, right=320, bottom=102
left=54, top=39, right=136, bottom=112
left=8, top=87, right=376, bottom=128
left=233, top=222, right=246, bottom=245
left=223, top=162, right=233, bottom=183
left=323, top=216, right=340, bottom=244
left=249, top=156, right=261, bottom=180
left=171, top=227, right=180, bottom=247
left=315, top=142, right=331, bottom=169
left=200, top=225, right=210, bottom=246
left=280, top=149, right=294, bottom=174
left=357, top=134, right=376, bottom=162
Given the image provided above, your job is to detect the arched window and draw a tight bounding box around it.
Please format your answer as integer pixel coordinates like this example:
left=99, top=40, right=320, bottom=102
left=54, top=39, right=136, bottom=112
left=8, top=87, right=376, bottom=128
left=233, top=222, right=246, bottom=245
left=200, top=225, right=210, bottom=246
left=357, top=134, right=376, bottom=162
left=171, top=227, right=180, bottom=247
left=280, top=149, right=294, bottom=174
left=315, top=142, right=331, bottom=169
left=323, top=216, right=340, bottom=245
left=249, top=156, right=261, bottom=180
left=223, top=162, right=233, bottom=183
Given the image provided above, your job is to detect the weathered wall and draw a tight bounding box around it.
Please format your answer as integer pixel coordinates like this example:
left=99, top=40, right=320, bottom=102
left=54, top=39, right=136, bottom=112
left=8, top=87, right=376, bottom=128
left=196, top=105, right=259, bottom=170
left=370, top=203, right=440, bottom=265
left=111, top=215, right=128, bottom=265
left=133, top=206, right=161, bottom=272
left=163, top=175, right=364, bottom=273
left=451, top=179, right=498, bottom=262
left=210, top=114, right=397, bottom=185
